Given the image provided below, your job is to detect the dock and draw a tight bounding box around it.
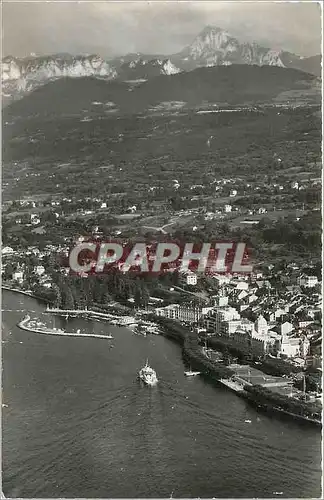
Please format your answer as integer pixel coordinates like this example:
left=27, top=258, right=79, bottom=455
left=18, top=315, right=114, bottom=340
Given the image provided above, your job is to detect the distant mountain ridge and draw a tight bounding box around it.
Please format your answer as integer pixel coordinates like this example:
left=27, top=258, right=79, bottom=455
left=2, top=25, right=321, bottom=103
left=2, top=53, right=117, bottom=105
left=4, top=65, right=320, bottom=121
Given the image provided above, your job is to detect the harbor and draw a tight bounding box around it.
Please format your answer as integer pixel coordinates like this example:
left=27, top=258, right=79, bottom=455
left=2, top=290, right=322, bottom=498
left=45, top=306, right=161, bottom=333
left=18, top=314, right=114, bottom=340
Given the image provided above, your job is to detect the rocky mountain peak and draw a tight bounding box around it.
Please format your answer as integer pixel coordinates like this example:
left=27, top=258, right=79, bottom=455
left=173, top=26, right=289, bottom=69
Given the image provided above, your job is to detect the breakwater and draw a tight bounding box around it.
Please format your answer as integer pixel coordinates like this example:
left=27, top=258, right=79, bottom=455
left=18, top=315, right=114, bottom=340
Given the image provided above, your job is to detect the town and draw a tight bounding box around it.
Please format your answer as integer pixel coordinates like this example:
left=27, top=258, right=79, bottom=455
left=2, top=223, right=322, bottom=414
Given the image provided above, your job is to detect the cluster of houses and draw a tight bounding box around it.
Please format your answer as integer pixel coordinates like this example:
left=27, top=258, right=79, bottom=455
left=154, top=270, right=321, bottom=367
left=2, top=244, right=69, bottom=289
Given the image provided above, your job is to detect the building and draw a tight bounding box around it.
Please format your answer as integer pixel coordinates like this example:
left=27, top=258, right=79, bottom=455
left=30, top=214, right=40, bottom=225
left=280, top=334, right=300, bottom=358
left=34, top=265, right=45, bottom=276
left=13, top=270, right=24, bottom=284
left=297, top=275, right=318, bottom=288
left=212, top=295, right=229, bottom=307
left=155, top=304, right=202, bottom=323
left=186, top=273, right=197, bottom=286
left=254, top=315, right=268, bottom=336
left=2, top=246, right=14, bottom=255
left=300, top=337, right=310, bottom=358
left=280, top=321, right=294, bottom=336
left=213, top=307, right=241, bottom=335
left=213, top=275, right=231, bottom=286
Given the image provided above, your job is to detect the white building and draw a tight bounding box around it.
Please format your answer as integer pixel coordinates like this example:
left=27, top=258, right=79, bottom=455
left=2, top=246, right=14, bottom=255
left=280, top=334, right=300, bottom=358
left=280, top=321, right=294, bottom=336
left=186, top=273, right=197, bottom=286
left=155, top=304, right=202, bottom=323
left=224, top=204, right=232, bottom=213
left=13, top=270, right=24, bottom=284
left=34, top=265, right=45, bottom=276
left=208, top=307, right=241, bottom=335
left=30, top=214, right=40, bottom=225
left=235, top=281, right=249, bottom=290
left=213, top=295, right=229, bottom=307
left=297, top=275, right=318, bottom=288
left=213, top=275, right=231, bottom=286
left=254, top=315, right=268, bottom=336
left=300, top=337, right=310, bottom=358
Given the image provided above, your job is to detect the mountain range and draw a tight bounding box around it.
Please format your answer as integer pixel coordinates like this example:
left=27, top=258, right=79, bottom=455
left=2, top=26, right=321, bottom=104
left=4, top=65, right=320, bottom=122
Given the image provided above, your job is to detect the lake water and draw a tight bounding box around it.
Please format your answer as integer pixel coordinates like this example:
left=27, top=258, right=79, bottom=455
left=1, top=291, right=321, bottom=498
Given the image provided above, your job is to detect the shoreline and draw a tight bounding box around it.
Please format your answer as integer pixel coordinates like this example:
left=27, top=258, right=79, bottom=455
left=1, top=285, right=47, bottom=302
left=3, top=289, right=321, bottom=427
left=151, top=315, right=322, bottom=428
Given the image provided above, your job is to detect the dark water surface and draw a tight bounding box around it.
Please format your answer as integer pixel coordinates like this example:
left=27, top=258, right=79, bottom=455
left=2, top=291, right=321, bottom=498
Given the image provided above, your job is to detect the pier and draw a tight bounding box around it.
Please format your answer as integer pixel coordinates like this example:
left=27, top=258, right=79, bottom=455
left=18, top=315, right=114, bottom=340
left=45, top=306, right=137, bottom=324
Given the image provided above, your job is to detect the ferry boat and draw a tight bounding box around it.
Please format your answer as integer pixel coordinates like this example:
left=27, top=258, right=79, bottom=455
left=138, top=361, right=158, bottom=386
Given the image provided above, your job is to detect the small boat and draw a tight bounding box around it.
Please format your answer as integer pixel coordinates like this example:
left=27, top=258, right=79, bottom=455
left=184, top=365, right=201, bottom=377
left=134, top=322, right=147, bottom=337
left=184, top=370, right=201, bottom=377
left=138, top=360, right=158, bottom=386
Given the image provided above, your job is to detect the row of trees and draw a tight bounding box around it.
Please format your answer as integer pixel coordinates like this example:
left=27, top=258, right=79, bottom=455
left=50, top=272, right=151, bottom=310
left=244, top=384, right=321, bottom=420
left=152, top=317, right=234, bottom=380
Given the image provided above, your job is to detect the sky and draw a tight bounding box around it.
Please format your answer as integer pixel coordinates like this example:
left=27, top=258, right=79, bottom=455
left=2, top=1, right=322, bottom=58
